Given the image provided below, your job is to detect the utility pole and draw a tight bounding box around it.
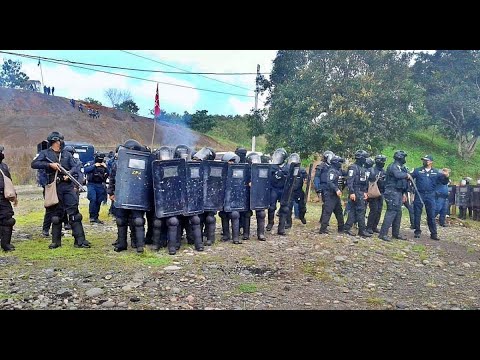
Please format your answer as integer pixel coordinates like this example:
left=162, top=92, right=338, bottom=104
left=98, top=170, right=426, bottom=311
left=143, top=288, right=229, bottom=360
left=252, top=64, right=260, bottom=152
left=38, top=58, right=45, bottom=90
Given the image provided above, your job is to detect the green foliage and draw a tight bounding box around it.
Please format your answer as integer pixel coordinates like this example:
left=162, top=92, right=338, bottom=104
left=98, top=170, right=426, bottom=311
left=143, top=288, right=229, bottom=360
left=84, top=97, right=102, bottom=106
left=413, top=50, right=480, bottom=159
left=0, top=59, right=29, bottom=88
left=264, top=50, right=426, bottom=158
left=190, top=110, right=216, bottom=133
left=116, top=99, right=139, bottom=114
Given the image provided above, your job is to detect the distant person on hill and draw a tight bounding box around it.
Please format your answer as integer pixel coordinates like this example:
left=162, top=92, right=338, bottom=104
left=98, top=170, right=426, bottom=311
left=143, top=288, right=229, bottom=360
left=43, top=86, right=47, bottom=94
left=70, top=99, right=75, bottom=108
left=52, top=87, right=55, bottom=96
left=78, top=103, right=84, bottom=112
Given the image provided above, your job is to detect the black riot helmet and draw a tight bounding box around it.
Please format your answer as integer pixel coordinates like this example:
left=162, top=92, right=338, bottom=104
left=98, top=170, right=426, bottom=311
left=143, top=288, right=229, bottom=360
left=94, top=151, right=106, bottom=163
left=330, top=155, right=344, bottom=169
left=235, top=147, right=248, bottom=163
left=246, top=152, right=261, bottom=164
left=157, top=146, right=173, bottom=161
left=47, top=131, right=65, bottom=149
left=288, top=153, right=301, bottom=165
left=375, top=154, right=387, bottom=167
left=221, top=151, right=240, bottom=164
left=174, top=144, right=191, bottom=161
left=365, top=158, right=374, bottom=169
left=123, top=139, right=143, bottom=151
left=393, top=150, right=407, bottom=164
left=271, top=148, right=288, bottom=165
left=192, top=147, right=216, bottom=161
left=261, top=154, right=271, bottom=163
left=323, top=150, right=335, bottom=165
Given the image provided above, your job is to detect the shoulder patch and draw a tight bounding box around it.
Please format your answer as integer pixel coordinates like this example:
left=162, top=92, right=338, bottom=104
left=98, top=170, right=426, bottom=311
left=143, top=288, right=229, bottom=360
left=348, top=169, right=354, bottom=177
left=329, top=173, right=334, bottom=180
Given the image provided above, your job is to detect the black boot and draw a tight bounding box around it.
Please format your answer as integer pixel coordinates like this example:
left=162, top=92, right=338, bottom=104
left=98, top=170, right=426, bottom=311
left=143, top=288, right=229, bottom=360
left=0, top=226, right=15, bottom=251
left=266, top=210, right=274, bottom=231
left=221, top=214, right=230, bottom=241
left=256, top=210, right=266, bottom=241
left=71, top=215, right=90, bottom=248
left=205, top=213, right=216, bottom=246
left=49, top=221, right=62, bottom=249
left=231, top=211, right=241, bottom=244
left=114, top=225, right=128, bottom=252
left=319, top=225, right=329, bottom=234
left=277, top=206, right=288, bottom=235
left=151, top=218, right=163, bottom=251
left=242, top=214, right=251, bottom=240
left=167, top=217, right=179, bottom=255
left=190, top=215, right=204, bottom=251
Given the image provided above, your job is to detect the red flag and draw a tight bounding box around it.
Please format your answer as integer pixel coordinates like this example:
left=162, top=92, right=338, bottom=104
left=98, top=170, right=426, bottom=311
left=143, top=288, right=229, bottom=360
left=154, top=83, right=160, bottom=119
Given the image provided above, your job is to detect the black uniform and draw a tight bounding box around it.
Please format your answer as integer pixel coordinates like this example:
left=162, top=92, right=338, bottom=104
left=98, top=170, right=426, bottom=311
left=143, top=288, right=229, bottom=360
left=266, top=163, right=289, bottom=230
left=287, top=167, right=307, bottom=227
left=0, top=159, right=16, bottom=251
left=366, top=165, right=386, bottom=233
left=31, top=148, right=90, bottom=248
left=344, top=161, right=371, bottom=237
left=378, top=161, right=409, bottom=240
left=319, top=164, right=344, bottom=233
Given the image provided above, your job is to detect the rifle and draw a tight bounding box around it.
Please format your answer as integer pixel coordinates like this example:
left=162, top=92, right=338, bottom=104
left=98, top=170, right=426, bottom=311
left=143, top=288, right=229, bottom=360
left=46, top=157, right=87, bottom=192
left=409, top=179, right=424, bottom=206
left=304, top=163, right=313, bottom=206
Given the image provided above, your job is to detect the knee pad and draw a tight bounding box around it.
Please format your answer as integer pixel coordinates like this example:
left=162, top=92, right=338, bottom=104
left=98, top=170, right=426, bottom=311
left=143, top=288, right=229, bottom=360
left=230, top=211, right=240, bottom=220
left=190, top=216, right=201, bottom=225
left=153, top=219, right=163, bottom=228
left=133, top=217, right=145, bottom=227
left=167, top=217, right=179, bottom=227
left=52, top=216, right=62, bottom=225
left=70, top=212, right=83, bottom=223
left=4, top=217, right=15, bottom=226
left=256, top=210, right=266, bottom=219
left=218, top=211, right=226, bottom=219
left=205, top=214, right=216, bottom=224
left=116, top=217, right=127, bottom=227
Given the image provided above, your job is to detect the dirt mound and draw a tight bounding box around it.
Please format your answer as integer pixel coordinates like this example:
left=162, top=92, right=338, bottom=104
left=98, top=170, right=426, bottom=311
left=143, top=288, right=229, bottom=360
left=0, top=87, right=224, bottom=150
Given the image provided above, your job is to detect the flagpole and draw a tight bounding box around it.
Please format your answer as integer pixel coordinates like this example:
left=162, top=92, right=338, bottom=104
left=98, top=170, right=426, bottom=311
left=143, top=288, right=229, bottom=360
left=150, top=83, right=158, bottom=149
left=38, top=58, right=45, bottom=90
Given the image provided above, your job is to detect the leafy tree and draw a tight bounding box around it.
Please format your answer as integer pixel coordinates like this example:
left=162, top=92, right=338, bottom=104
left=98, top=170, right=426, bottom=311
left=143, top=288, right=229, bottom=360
left=84, top=97, right=102, bottom=106
left=0, top=59, right=29, bottom=88
left=116, top=99, right=139, bottom=114
left=413, top=50, right=480, bottom=159
left=190, top=110, right=216, bottom=132
left=264, top=50, right=426, bottom=158
left=104, top=88, right=132, bottom=107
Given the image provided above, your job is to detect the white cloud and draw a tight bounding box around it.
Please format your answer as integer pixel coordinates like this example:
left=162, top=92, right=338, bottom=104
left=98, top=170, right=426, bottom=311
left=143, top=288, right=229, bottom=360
left=228, top=97, right=254, bottom=115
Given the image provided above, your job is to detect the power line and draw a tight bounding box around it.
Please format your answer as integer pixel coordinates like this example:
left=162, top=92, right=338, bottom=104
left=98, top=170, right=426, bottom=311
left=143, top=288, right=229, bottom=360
left=0, top=51, right=254, bottom=98
left=0, top=50, right=269, bottom=76
left=120, top=50, right=253, bottom=91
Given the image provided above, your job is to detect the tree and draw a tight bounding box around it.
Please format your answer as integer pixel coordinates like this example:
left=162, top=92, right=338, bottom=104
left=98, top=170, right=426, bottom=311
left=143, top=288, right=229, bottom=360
left=84, top=97, right=102, bottom=106
left=264, top=50, right=426, bottom=158
left=116, top=99, right=139, bottom=114
left=104, top=88, right=132, bottom=107
left=189, top=110, right=216, bottom=132
left=413, top=50, right=480, bottom=159
left=0, top=59, right=29, bottom=88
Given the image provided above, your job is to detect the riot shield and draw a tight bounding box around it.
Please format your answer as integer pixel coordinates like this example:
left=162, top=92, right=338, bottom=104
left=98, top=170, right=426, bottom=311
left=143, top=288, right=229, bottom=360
left=152, top=159, right=186, bottom=218
left=250, top=163, right=271, bottom=210
left=471, top=185, right=480, bottom=208
left=115, top=148, right=154, bottom=211
left=203, top=160, right=227, bottom=211
left=448, top=185, right=456, bottom=205
left=280, top=163, right=300, bottom=206
left=224, top=163, right=248, bottom=212
left=456, top=185, right=469, bottom=207
left=184, top=161, right=204, bottom=216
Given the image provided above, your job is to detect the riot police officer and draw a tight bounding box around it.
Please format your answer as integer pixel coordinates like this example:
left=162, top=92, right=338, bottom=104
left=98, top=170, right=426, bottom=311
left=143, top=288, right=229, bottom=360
left=343, top=150, right=372, bottom=238
left=378, top=150, right=411, bottom=241
left=62, top=145, right=84, bottom=230
left=245, top=152, right=268, bottom=240
left=411, top=155, right=449, bottom=240
left=319, top=155, right=345, bottom=234
left=108, top=139, right=148, bottom=253
left=266, top=148, right=289, bottom=233
left=456, top=178, right=470, bottom=220
left=286, top=153, right=307, bottom=227
left=84, top=151, right=109, bottom=224
left=0, top=145, right=17, bottom=251
left=314, top=151, right=335, bottom=205
left=31, top=132, right=90, bottom=249
left=366, top=155, right=387, bottom=234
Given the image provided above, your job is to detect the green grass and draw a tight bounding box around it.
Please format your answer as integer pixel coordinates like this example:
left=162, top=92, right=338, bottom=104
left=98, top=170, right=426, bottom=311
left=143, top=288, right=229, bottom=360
left=385, top=127, right=480, bottom=182
left=240, top=256, right=256, bottom=267
left=302, top=259, right=331, bottom=281
left=366, top=297, right=385, bottom=306
left=237, top=283, right=258, bottom=293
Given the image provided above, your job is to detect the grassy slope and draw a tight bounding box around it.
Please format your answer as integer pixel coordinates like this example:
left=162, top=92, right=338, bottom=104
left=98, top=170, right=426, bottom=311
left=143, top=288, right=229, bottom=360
left=206, top=119, right=267, bottom=152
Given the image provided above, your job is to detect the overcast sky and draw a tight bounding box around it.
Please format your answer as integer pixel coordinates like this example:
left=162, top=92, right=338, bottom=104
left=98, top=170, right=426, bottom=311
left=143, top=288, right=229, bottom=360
left=1, top=50, right=278, bottom=118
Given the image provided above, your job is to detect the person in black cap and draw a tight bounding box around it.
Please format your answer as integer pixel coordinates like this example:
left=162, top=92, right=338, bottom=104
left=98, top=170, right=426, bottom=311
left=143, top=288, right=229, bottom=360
left=410, top=155, right=450, bottom=240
